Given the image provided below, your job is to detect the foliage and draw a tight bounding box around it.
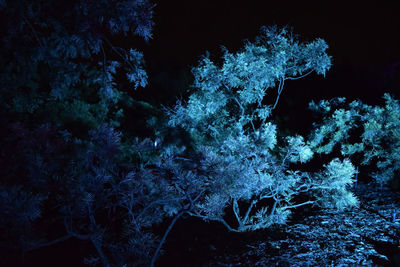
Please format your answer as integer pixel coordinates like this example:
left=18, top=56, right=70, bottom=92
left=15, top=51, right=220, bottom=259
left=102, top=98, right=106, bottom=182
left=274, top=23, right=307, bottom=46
left=0, top=121, right=211, bottom=266
left=0, top=1, right=361, bottom=263
left=309, top=93, right=400, bottom=186
left=0, top=0, right=166, bottom=266
left=167, top=26, right=357, bottom=232
left=0, top=0, right=154, bottom=131
left=169, top=26, right=331, bottom=143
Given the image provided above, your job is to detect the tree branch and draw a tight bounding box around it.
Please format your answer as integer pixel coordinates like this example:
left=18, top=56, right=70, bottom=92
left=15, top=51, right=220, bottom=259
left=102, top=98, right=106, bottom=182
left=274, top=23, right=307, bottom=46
left=151, top=210, right=187, bottom=267
left=243, top=199, right=257, bottom=224
left=232, top=199, right=243, bottom=229
left=24, top=235, right=72, bottom=252
left=103, top=37, right=136, bottom=71
left=286, top=70, right=313, bottom=80
left=22, top=14, right=44, bottom=48
left=216, top=218, right=240, bottom=232
left=283, top=200, right=314, bottom=210
left=91, top=236, right=110, bottom=267
left=272, top=77, right=285, bottom=110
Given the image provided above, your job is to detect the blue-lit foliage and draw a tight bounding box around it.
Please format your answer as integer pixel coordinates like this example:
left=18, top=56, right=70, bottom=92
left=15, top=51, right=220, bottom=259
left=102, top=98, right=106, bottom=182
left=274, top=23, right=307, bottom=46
left=167, top=26, right=357, bottom=233
left=0, top=1, right=363, bottom=265
left=0, top=121, right=208, bottom=266
left=0, top=0, right=153, bottom=130
left=309, top=93, right=400, bottom=187
left=0, top=0, right=162, bottom=266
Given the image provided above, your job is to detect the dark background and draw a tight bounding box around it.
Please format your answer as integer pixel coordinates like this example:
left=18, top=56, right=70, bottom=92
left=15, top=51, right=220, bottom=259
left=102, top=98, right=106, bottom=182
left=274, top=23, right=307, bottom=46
left=133, top=0, right=400, bottom=133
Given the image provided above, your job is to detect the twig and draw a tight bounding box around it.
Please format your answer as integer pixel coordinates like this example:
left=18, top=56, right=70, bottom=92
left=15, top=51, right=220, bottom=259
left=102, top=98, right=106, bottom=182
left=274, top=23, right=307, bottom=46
left=285, top=70, right=313, bottom=80
left=272, top=77, right=285, bottom=110
left=150, top=210, right=187, bottom=267
left=22, top=14, right=44, bottom=48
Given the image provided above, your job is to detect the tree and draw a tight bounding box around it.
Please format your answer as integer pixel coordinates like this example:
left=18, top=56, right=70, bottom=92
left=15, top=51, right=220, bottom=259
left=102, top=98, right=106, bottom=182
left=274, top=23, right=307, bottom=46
left=0, top=0, right=154, bottom=132
left=0, top=3, right=360, bottom=264
left=0, top=0, right=163, bottom=266
left=166, top=26, right=357, bottom=233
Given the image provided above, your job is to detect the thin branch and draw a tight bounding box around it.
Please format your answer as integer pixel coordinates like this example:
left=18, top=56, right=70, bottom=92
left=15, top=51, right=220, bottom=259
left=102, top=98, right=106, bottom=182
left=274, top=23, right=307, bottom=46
left=296, top=183, right=312, bottom=192
left=91, top=237, right=110, bottom=267
left=151, top=210, right=187, bottom=267
left=232, top=199, right=243, bottom=228
left=270, top=200, right=278, bottom=216
left=137, top=197, right=183, bottom=220
left=286, top=70, right=313, bottom=80
left=126, top=197, right=141, bottom=233
left=100, top=43, right=108, bottom=89
left=24, top=235, right=72, bottom=252
left=272, top=77, right=285, bottom=110
left=189, top=190, right=205, bottom=209
left=64, top=215, right=91, bottom=240
left=283, top=200, right=314, bottom=210
left=102, top=37, right=136, bottom=70
left=280, top=147, right=292, bottom=168
left=22, top=14, right=44, bottom=48
left=250, top=119, right=257, bottom=134
left=187, top=209, right=240, bottom=232
left=260, top=193, right=275, bottom=200
left=216, top=218, right=240, bottom=232
left=65, top=208, right=110, bottom=267
left=88, top=204, right=96, bottom=226
left=233, top=96, right=245, bottom=117
left=355, top=166, right=359, bottom=186
left=243, top=199, right=257, bottom=224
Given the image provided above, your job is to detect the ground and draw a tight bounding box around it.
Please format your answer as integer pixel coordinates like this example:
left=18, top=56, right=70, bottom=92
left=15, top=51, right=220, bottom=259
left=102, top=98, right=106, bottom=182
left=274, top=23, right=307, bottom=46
left=159, top=181, right=400, bottom=266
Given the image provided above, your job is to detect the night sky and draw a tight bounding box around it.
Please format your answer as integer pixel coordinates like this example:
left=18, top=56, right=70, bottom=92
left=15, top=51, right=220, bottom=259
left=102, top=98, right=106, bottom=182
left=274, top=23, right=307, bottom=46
left=136, top=1, right=400, bottom=126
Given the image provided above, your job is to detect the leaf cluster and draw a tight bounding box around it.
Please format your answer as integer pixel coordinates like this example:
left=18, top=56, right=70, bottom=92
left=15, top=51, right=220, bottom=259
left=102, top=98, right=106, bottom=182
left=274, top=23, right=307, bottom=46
left=309, top=93, right=400, bottom=186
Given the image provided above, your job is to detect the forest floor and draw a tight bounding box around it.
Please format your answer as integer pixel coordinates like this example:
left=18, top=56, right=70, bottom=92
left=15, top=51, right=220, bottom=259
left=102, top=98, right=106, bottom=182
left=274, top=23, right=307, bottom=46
left=159, top=181, right=400, bottom=266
